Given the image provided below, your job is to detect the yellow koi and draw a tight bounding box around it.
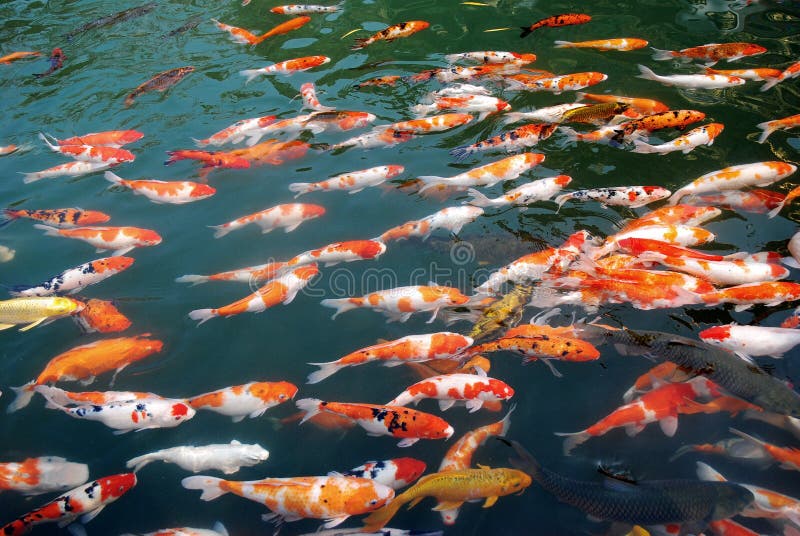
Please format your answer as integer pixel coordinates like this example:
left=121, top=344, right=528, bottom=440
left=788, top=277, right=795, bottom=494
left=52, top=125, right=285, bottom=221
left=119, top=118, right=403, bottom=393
left=0, top=297, right=84, bottom=332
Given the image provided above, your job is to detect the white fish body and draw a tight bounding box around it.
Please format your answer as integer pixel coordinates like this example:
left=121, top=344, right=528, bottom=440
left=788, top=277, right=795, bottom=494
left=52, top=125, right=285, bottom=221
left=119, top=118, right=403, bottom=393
left=126, top=441, right=269, bottom=474
left=637, top=65, right=745, bottom=88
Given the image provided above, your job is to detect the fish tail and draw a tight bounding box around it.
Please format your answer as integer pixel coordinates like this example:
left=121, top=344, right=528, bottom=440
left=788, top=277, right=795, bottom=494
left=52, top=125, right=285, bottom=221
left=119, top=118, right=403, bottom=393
left=208, top=224, right=231, bottom=239
left=0, top=209, right=18, bottom=228
left=188, top=308, right=216, bottom=325
left=416, top=176, right=447, bottom=194
left=103, top=170, right=124, bottom=186
left=449, top=145, right=473, bottom=162
left=505, top=439, right=543, bottom=480
left=238, top=69, right=263, bottom=84
left=350, top=38, right=368, bottom=51
left=695, top=461, right=726, bottom=482
left=124, top=93, right=137, bottom=108
left=501, top=112, right=524, bottom=125
left=631, top=139, right=659, bottom=154
left=727, top=427, right=766, bottom=448
left=33, top=223, right=60, bottom=237
left=294, top=397, right=323, bottom=424
left=519, top=26, right=533, bottom=38
left=181, top=475, right=230, bottom=501
left=767, top=198, right=786, bottom=219
left=496, top=403, right=516, bottom=437
left=38, top=132, right=59, bottom=151
left=7, top=382, right=36, bottom=413
left=6, top=284, right=33, bottom=297
left=666, top=188, right=686, bottom=206
left=755, top=120, right=776, bottom=144
left=760, top=76, right=782, bottom=92
left=306, top=361, right=342, bottom=384
left=192, top=137, right=210, bottom=147
left=558, top=126, right=580, bottom=142
left=163, top=151, right=182, bottom=166
left=21, top=171, right=45, bottom=184
left=410, top=104, right=435, bottom=117
left=669, top=444, right=697, bottom=462
left=125, top=453, right=156, bottom=472
left=288, top=182, right=311, bottom=199
left=553, top=40, right=573, bottom=48
left=320, top=297, right=361, bottom=319
left=636, top=64, right=659, bottom=81
left=650, top=47, right=676, bottom=61
left=464, top=188, right=495, bottom=207
left=553, top=193, right=572, bottom=211
left=175, top=274, right=210, bottom=286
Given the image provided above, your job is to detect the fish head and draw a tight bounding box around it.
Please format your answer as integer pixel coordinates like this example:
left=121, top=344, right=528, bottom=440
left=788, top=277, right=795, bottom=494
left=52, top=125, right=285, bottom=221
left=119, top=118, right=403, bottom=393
left=489, top=379, right=515, bottom=400
left=78, top=210, right=112, bottom=225
left=347, top=481, right=395, bottom=513
left=249, top=381, right=299, bottom=405
left=191, top=183, right=217, bottom=198
left=710, top=483, right=755, bottom=521
left=698, top=325, right=731, bottom=345
left=391, top=457, right=427, bottom=486
left=137, top=229, right=163, bottom=246
left=52, top=297, right=85, bottom=315
left=140, top=339, right=164, bottom=354
left=744, top=44, right=768, bottom=56
left=243, top=444, right=270, bottom=463
left=99, top=472, right=137, bottom=500
left=101, top=256, right=136, bottom=272
left=170, top=402, right=195, bottom=421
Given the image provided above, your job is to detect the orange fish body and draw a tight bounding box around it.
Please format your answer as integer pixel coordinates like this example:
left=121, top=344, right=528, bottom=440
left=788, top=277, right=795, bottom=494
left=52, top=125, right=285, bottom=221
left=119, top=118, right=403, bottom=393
left=104, top=171, right=215, bottom=204
left=440, top=406, right=514, bottom=472
left=0, top=51, right=40, bottom=64
left=652, top=42, right=766, bottom=65
left=321, top=285, right=470, bottom=323
left=57, top=130, right=144, bottom=148
left=729, top=428, right=800, bottom=471
left=74, top=299, right=131, bottom=334
left=616, top=109, right=706, bottom=141
left=622, top=205, right=721, bottom=231
left=701, top=281, right=800, bottom=311
left=255, top=16, right=311, bottom=44
left=352, top=20, right=430, bottom=50
left=521, top=13, right=591, bottom=37
left=34, top=224, right=162, bottom=256
left=554, top=38, right=648, bottom=51
left=211, top=18, right=262, bottom=45
left=164, top=149, right=250, bottom=169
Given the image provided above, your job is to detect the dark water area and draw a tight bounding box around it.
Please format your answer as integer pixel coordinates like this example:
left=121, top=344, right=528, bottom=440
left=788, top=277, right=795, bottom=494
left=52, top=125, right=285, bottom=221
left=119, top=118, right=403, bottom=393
left=2, top=0, right=800, bottom=534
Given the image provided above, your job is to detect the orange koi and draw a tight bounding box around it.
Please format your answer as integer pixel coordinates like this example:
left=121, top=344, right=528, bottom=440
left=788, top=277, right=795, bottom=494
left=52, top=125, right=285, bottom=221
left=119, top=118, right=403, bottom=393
left=164, top=149, right=250, bottom=169
left=188, top=381, right=298, bottom=422
left=452, top=123, right=557, bottom=160
left=471, top=335, right=600, bottom=375
left=508, top=71, right=607, bottom=94
left=39, top=132, right=135, bottom=164
left=577, top=92, right=669, bottom=115
left=440, top=405, right=514, bottom=472
left=228, top=139, right=309, bottom=166
left=623, top=361, right=684, bottom=402
left=321, top=285, right=470, bottom=323
left=386, top=372, right=514, bottom=412
left=34, top=225, right=162, bottom=256
left=210, top=18, right=261, bottom=45
left=74, top=298, right=132, bottom=334
left=555, top=38, right=648, bottom=51
left=195, top=115, right=277, bottom=147
left=356, top=75, right=403, bottom=88
left=56, top=130, right=143, bottom=148
left=0, top=51, right=40, bottom=64
left=289, top=165, right=404, bottom=197
left=284, top=239, right=386, bottom=268
left=705, top=67, right=782, bottom=81
left=668, top=161, right=797, bottom=205
left=176, top=261, right=288, bottom=286
left=383, top=113, right=474, bottom=134
left=757, top=112, right=800, bottom=144
left=621, top=205, right=721, bottom=231
left=520, top=13, right=591, bottom=37
left=0, top=208, right=110, bottom=228
left=700, top=281, right=800, bottom=311
left=124, top=66, right=194, bottom=107
left=613, top=110, right=706, bottom=142
left=255, top=16, right=311, bottom=44
left=352, top=20, right=430, bottom=50
left=211, top=203, right=324, bottom=238
left=652, top=42, right=766, bottom=65
left=104, top=171, right=215, bottom=204
left=690, top=190, right=786, bottom=214
left=418, top=152, right=544, bottom=193
left=761, top=59, right=800, bottom=91
left=300, top=82, right=333, bottom=112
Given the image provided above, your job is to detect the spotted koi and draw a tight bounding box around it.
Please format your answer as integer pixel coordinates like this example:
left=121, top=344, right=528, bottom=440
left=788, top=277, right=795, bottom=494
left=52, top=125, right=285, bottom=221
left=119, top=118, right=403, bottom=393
left=352, top=21, right=430, bottom=50
left=194, top=115, right=277, bottom=147
left=520, top=13, right=591, bottom=37
left=386, top=372, right=514, bottom=412
left=633, top=123, right=725, bottom=154
left=321, top=285, right=470, bottom=323
left=187, top=381, right=298, bottom=422
left=0, top=208, right=110, bottom=228
left=506, top=71, right=607, bottom=94
left=210, top=203, right=325, bottom=238
left=39, top=132, right=135, bottom=164
left=289, top=165, right=404, bottom=197
left=9, top=256, right=134, bottom=297
left=466, top=174, right=571, bottom=207
left=104, top=171, right=215, bottom=204
left=34, top=224, right=162, bottom=256
left=0, top=456, right=88, bottom=496
left=652, top=42, right=766, bottom=66
left=418, top=153, right=544, bottom=193
left=668, top=161, right=797, bottom=205
left=452, top=123, right=557, bottom=160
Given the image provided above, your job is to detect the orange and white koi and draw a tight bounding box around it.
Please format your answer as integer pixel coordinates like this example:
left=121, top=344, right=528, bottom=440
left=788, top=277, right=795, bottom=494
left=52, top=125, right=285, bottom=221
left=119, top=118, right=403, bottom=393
left=412, top=94, right=510, bottom=120
left=707, top=519, right=761, bottom=536
left=643, top=255, right=788, bottom=287
left=0, top=456, right=88, bottom=496
left=176, top=261, right=288, bottom=286
left=700, top=281, right=800, bottom=311
left=670, top=436, right=771, bottom=463
left=34, top=385, right=160, bottom=407
left=756, top=112, right=800, bottom=144
left=381, top=113, right=474, bottom=134
left=761, top=60, right=800, bottom=91
left=290, top=165, right=404, bottom=197
left=284, top=240, right=386, bottom=269
left=434, top=64, right=530, bottom=84
left=194, top=115, right=277, bottom=147
left=321, top=285, right=471, bottom=323
left=652, top=42, right=766, bottom=66
left=637, top=65, right=745, bottom=88
left=1, top=208, right=110, bottom=228
left=211, top=18, right=262, bottom=45
left=668, top=161, right=797, bottom=205
left=555, top=38, right=648, bottom=51
left=104, top=171, right=215, bottom=204
left=352, top=20, right=430, bottom=50
left=559, top=124, right=621, bottom=145
left=705, top=67, right=782, bottom=82
left=466, top=174, right=571, bottom=207
left=386, top=371, right=514, bottom=412
left=591, top=224, right=715, bottom=259
left=34, top=224, right=162, bottom=256
left=451, top=123, right=557, bottom=160
left=55, top=130, right=143, bottom=148
left=329, top=128, right=414, bottom=151
left=768, top=184, right=800, bottom=219
left=0, top=473, right=136, bottom=536
left=440, top=406, right=514, bottom=472
left=8, top=334, right=163, bottom=412
left=555, top=186, right=671, bottom=210
left=520, top=13, right=591, bottom=37
left=556, top=377, right=721, bottom=454
left=188, top=381, right=297, bottom=422
left=271, top=3, right=343, bottom=14
left=418, top=153, right=544, bottom=193
left=296, top=399, right=454, bottom=447
left=577, top=92, right=669, bottom=115
left=239, top=55, right=330, bottom=83
left=210, top=203, right=324, bottom=238
left=163, top=149, right=250, bottom=169
left=356, top=74, right=404, bottom=88
left=0, top=144, right=31, bottom=156
left=469, top=335, right=600, bottom=376
left=633, top=123, right=724, bottom=154
left=445, top=51, right=537, bottom=65
left=300, top=82, right=333, bottom=112
left=188, top=265, right=318, bottom=325
left=503, top=104, right=587, bottom=125
left=246, top=110, right=376, bottom=145
left=729, top=428, right=800, bottom=472
left=183, top=473, right=393, bottom=528
left=506, top=72, right=607, bottom=94
left=21, top=160, right=112, bottom=184
left=307, top=332, right=473, bottom=384
left=557, top=266, right=715, bottom=295
left=613, top=110, right=707, bottom=143
left=9, top=256, right=134, bottom=297
left=617, top=238, right=724, bottom=262
left=39, top=132, right=135, bottom=165
left=45, top=396, right=194, bottom=434
left=342, top=458, right=426, bottom=490
left=700, top=324, right=800, bottom=360
left=376, top=206, right=483, bottom=243
left=622, top=205, right=721, bottom=231
left=0, top=51, right=40, bottom=64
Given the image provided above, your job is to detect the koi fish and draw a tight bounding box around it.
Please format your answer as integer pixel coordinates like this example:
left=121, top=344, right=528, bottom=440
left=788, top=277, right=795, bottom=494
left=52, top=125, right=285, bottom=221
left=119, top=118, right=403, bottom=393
left=466, top=174, right=571, bottom=207
left=577, top=92, right=670, bottom=115
left=559, top=124, right=621, bottom=145
left=362, top=466, right=531, bottom=529
left=182, top=474, right=394, bottom=528
left=210, top=18, right=262, bottom=45
left=756, top=113, right=800, bottom=144
left=556, top=377, right=721, bottom=454
left=594, top=224, right=715, bottom=260
left=617, top=238, right=725, bottom=262
left=124, top=66, right=194, bottom=107
left=56, top=130, right=144, bottom=148
left=104, top=171, right=215, bottom=204
left=684, top=190, right=784, bottom=215
left=33, top=385, right=161, bottom=406
left=761, top=59, right=800, bottom=91
left=0, top=473, right=137, bottom=536
left=285, top=240, right=386, bottom=269
left=126, top=440, right=269, bottom=474
left=7, top=334, right=163, bottom=412
left=187, top=381, right=298, bottom=422
left=34, top=224, right=162, bottom=256
left=300, top=82, right=333, bottom=112
left=0, top=51, right=40, bottom=64
left=210, top=203, right=324, bottom=238
left=440, top=406, right=514, bottom=472
left=622, top=205, right=721, bottom=231
left=9, top=256, right=134, bottom=297
left=633, top=123, right=724, bottom=154
left=21, top=160, right=113, bottom=183
left=39, top=133, right=136, bottom=164
left=122, top=523, right=228, bottom=536
left=418, top=153, right=544, bottom=193
left=729, top=428, right=800, bottom=471
left=561, top=102, right=630, bottom=124
left=74, top=298, right=132, bottom=333
left=239, top=55, right=330, bottom=83
left=652, top=42, right=766, bottom=65
left=342, top=458, right=427, bottom=490
left=1, top=207, right=110, bottom=228
left=33, top=47, right=64, bottom=78
left=668, top=161, right=796, bottom=205
left=637, top=65, right=745, bottom=88
left=321, top=285, right=471, bottom=323
left=44, top=396, right=195, bottom=434
left=502, top=104, right=587, bottom=125
left=0, top=457, right=88, bottom=495
left=290, top=165, right=404, bottom=197
left=356, top=75, right=403, bottom=88
left=555, top=186, right=671, bottom=210
left=376, top=207, right=483, bottom=243
left=555, top=38, right=648, bottom=51
left=411, top=94, right=510, bottom=120
left=176, top=261, right=288, bottom=286
left=613, top=110, right=707, bottom=143
left=642, top=255, right=788, bottom=287
left=0, top=296, right=84, bottom=332
left=352, top=21, right=430, bottom=50
left=705, top=67, right=782, bottom=81
left=445, top=51, right=537, bottom=64
left=670, top=437, right=772, bottom=464
left=195, top=115, right=277, bottom=147
left=329, top=128, right=415, bottom=151
left=164, top=150, right=250, bottom=170
left=701, top=281, right=800, bottom=312
left=271, top=3, right=343, bottom=14
left=520, top=13, right=591, bottom=37
left=386, top=371, right=514, bottom=412
left=451, top=123, right=557, bottom=160
left=256, top=16, right=311, bottom=43
left=507, top=72, right=608, bottom=94
left=470, top=335, right=600, bottom=376
left=295, top=399, right=454, bottom=447
left=435, top=64, right=529, bottom=83
left=381, top=113, right=474, bottom=134
left=188, top=265, right=318, bottom=324
left=247, top=110, right=376, bottom=145
left=63, top=2, right=155, bottom=40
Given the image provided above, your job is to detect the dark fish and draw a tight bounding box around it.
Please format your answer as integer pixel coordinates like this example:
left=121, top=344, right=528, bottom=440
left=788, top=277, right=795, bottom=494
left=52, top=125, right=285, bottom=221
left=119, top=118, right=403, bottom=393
left=585, top=326, right=800, bottom=417
left=63, top=2, right=156, bottom=41
left=124, top=66, right=194, bottom=107
left=161, top=16, right=202, bottom=39
left=469, top=284, right=533, bottom=342
left=33, top=48, right=65, bottom=78
left=507, top=440, right=754, bottom=527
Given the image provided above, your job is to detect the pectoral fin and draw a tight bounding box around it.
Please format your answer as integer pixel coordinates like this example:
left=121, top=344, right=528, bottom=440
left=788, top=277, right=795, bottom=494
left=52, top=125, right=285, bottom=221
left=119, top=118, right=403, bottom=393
left=432, top=500, right=464, bottom=512
left=483, top=496, right=498, bottom=508
left=0, top=323, right=16, bottom=331
left=19, top=318, right=46, bottom=331
left=659, top=415, right=678, bottom=437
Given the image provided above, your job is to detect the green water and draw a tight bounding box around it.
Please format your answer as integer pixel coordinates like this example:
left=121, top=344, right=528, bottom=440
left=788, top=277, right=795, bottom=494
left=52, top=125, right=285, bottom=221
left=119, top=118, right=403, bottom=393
left=2, top=0, right=800, bottom=534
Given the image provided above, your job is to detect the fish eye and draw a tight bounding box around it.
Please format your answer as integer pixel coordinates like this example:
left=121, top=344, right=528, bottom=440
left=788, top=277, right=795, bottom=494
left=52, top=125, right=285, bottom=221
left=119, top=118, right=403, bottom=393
left=369, top=499, right=378, bottom=505
left=279, top=394, right=286, bottom=399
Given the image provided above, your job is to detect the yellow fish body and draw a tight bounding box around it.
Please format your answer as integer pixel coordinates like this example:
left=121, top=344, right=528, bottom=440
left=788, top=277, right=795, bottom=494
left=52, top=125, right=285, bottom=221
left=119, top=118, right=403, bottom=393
left=0, top=297, right=84, bottom=331
left=362, top=466, right=531, bottom=530
left=469, top=284, right=533, bottom=342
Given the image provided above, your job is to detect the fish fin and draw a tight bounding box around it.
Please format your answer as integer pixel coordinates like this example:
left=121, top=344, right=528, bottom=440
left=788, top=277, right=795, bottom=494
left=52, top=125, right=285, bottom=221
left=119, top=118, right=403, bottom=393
left=734, top=351, right=757, bottom=364
left=733, top=304, right=753, bottom=312
left=33, top=223, right=61, bottom=237
left=79, top=505, right=105, bottom=524
left=103, top=170, right=124, bottom=186
left=283, top=222, right=302, bottom=233
left=113, top=429, right=132, bottom=435
left=306, top=362, right=341, bottom=384
left=728, top=427, right=766, bottom=448
left=625, top=422, right=646, bottom=436
left=464, top=188, right=497, bottom=207
left=181, top=475, right=229, bottom=500
left=19, top=318, right=46, bottom=331
left=450, top=146, right=473, bottom=162
left=66, top=523, right=88, bottom=536
left=760, top=76, right=782, bottom=92
left=538, top=359, right=563, bottom=378
left=695, top=461, right=726, bottom=482
left=601, top=475, right=637, bottom=492
left=483, top=496, right=498, bottom=508
left=659, top=415, right=678, bottom=437
left=320, top=297, right=360, bottom=319
left=465, top=399, right=484, bottom=413
left=111, top=246, right=135, bottom=257
left=439, top=508, right=460, bottom=525
left=553, top=40, right=573, bottom=49
left=397, top=437, right=419, bottom=447
left=382, top=361, right=403, bottom=367
left=756, top=120, right=776, bottom=145
left=650, top=48, right=676, bottom=61
left=433, top=500, right=465, bottom=512
left=248, top=408, right=267, bottom=419
left=294, top=398, right=323, bottom=424
left=125, top=454, right=154, bottom=472
left=426, top=307, right=440, bottom=324
left=231, top=415, right=245, bottom=423
left=323, top=515, right=349, bottom=529
left=768, top=202, right=786, bottom=219
left=7, top=383, right=36, bottom=413
left=0, top=323, right=15, bottom=331
left=519, top=26, right=532, bottom=38
left=438, top=399, right=456, bottom=411
left=213, top=522, right=228, bottom=536
left=554, top=430, right=590, bottom=455
left=175, top=274, right=210, bottom=286
left=636, top=64, right=659, bottom=82
left=188, top=308, right=216, bottom=326
left=631, top=139, right=659, bottom=154
left=209, top=224, right=230, bottom=239
left=79, top=375, right=96, bottom=386
left=239, top=69, right=263, bottom=84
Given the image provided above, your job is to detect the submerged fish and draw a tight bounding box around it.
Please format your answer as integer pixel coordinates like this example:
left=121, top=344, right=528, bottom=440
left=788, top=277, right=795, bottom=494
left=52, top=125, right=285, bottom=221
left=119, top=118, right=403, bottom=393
left=125, top=66, right=194, bottom=107
left=63, top=2, right=156, bottom=40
